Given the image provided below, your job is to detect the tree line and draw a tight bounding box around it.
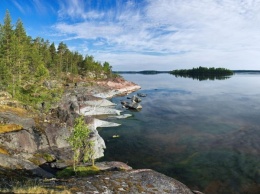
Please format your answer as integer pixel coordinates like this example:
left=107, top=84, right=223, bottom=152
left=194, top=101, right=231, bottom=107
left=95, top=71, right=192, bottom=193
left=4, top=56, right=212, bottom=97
left=170, top=66, right=234, bottom=81
left=170, top=66, right=234, bottom=76
left=0, top=10, right=113, bottom=106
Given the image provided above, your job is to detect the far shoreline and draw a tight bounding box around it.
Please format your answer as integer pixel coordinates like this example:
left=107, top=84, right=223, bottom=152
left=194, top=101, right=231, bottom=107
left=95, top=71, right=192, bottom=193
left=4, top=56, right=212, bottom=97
left=114, top=70, right=260, bottom=74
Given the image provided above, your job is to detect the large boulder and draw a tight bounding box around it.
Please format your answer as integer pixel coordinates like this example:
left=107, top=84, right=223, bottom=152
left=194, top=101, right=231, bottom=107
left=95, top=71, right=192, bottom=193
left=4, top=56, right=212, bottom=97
left=0, top=128, right=49, bottom=155
left=131, top=95, right=142, bottom=103
left=0, top=153, right=53, bottom=178
left=49, top=167, right=199, bottom=193
left=0, top=112, right=35, bottom=129
left=128, top=102, right=142, bottom=110
left=122, top=101, right=142, bottom=110
left=44, top=124, right=70, bottom=149
left=0, top=111, right=49, bottom=156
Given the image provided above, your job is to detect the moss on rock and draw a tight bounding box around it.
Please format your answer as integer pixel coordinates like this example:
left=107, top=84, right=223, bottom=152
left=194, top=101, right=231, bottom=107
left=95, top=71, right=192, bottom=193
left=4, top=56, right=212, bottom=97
left=0, top=124, right=23, bottom=133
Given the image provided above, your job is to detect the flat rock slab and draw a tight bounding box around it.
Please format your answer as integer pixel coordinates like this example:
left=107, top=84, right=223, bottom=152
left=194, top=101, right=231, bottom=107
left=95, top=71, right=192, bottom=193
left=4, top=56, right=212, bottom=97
left=95, top=161, right=133, bottom=171
left=80, top=106, right=121, bottom=116
left=109, top=114, right=132, bottom=119
left=92, top=119, right=121, bottom=128
left=84, top=99, right=116, bottom=107
left=53, top=169, right=195, bottom=194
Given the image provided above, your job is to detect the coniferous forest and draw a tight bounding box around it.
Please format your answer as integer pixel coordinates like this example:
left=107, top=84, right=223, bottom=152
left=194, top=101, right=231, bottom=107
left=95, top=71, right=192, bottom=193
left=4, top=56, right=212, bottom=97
left=170, top=66, right=234, bottom=80
left=0, top=11, right=113, bottom=107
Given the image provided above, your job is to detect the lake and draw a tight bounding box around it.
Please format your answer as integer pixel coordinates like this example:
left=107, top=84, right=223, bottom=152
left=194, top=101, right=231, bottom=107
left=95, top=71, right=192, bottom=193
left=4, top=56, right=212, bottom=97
left=99, top=73, right=260, bottom=194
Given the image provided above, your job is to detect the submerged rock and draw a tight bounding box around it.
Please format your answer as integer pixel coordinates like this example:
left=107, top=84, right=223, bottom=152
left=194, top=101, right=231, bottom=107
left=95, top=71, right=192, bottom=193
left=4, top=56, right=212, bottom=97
left=112, top=135, right=120, bottom=138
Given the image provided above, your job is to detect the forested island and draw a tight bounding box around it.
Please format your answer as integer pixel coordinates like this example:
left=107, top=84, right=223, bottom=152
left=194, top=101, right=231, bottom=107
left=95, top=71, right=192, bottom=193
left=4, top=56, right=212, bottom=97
left=114, top=70, right=170, bottom=74
left=170, top=66, right=234, bottom=81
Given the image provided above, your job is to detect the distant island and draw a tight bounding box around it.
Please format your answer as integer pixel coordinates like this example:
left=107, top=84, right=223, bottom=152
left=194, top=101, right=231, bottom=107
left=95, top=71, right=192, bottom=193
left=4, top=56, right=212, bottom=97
left=113, top=70, right=170, bottom=74
left=114, top=69, right=260, bottom=76
left=170, top=66, right=234, bottom=81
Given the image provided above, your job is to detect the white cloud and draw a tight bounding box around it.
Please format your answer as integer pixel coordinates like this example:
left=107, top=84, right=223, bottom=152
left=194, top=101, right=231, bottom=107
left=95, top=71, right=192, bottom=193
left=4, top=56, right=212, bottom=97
left=58, top=0, right=105, bottom=20
left=12, top=0, right=26, bottom=14
left=33, top=0, right=47, bottom=14
left=52, top=0, right=260, bottom=70
left=55, top=21, right=123, bottom=40
left=12, top=0, right=55, bottom=16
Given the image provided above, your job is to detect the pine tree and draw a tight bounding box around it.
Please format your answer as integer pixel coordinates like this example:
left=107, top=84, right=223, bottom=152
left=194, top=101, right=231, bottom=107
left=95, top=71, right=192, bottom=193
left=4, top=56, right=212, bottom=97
left=1, top=10, right=16, bottom=96
left=48, top=42, right=57, bottom=73
left=40, top=40, right=52, bottom=69
left=30, top=38, right=49, bottom=79
left=0, top=23, right=10, bottom=87
left=103, top=61, right=112, bottom=77
left=14, top=18, right=29, bottom=86
left=1, top=10, right=13, bottom=67
left=57, top=42, right=67, bottom=75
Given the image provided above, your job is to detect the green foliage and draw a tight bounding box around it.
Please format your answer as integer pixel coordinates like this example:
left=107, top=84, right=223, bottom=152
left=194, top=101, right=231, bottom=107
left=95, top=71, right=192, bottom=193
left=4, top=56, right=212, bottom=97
left=30, top=153, right=55, bottom=164
left=0, top=11, right=115, bottom=109
left=103, top=61, right=113, bottom=78
left=171, top=66, right=234, bottom=76
left=67, top=116, right=95, bottom=171
left=170, top=66, right=234, bottom=81
left=39, top=153, right=55, bottom=162
left=56, top=166, right=100, bottom=178
left=35, top=63, right=49, bottom=78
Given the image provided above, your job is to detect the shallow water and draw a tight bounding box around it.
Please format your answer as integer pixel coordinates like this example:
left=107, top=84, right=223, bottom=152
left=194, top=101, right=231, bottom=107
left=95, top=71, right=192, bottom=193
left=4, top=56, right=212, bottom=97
left=99, top=73, right=260, bottom=194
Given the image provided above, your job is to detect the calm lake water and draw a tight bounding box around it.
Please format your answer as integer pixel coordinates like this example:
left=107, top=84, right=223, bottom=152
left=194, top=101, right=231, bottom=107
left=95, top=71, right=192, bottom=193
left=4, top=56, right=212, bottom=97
left=99, top=73, right=260, bottom=194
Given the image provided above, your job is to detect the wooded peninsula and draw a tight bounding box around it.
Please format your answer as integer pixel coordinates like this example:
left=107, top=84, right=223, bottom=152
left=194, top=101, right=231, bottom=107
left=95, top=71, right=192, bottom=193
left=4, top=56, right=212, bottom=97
left=0, top=11, right=114, bottom=108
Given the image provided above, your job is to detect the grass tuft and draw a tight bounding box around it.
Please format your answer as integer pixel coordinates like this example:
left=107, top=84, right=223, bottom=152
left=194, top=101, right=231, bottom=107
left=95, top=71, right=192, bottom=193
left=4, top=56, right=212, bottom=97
left=57, top=165, right=100, bottom=178
left=0, top=181, right=71, bottom=194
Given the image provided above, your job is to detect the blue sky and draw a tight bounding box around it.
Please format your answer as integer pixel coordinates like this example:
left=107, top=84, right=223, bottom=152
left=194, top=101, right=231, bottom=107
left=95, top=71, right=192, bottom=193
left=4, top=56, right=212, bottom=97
left=1, top=0, right=260, bottom=70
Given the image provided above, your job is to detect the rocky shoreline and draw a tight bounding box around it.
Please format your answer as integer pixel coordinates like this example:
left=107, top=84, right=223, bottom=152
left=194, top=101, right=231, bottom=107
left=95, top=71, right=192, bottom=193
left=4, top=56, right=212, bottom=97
left=0, top=77, right=202, bottom=193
